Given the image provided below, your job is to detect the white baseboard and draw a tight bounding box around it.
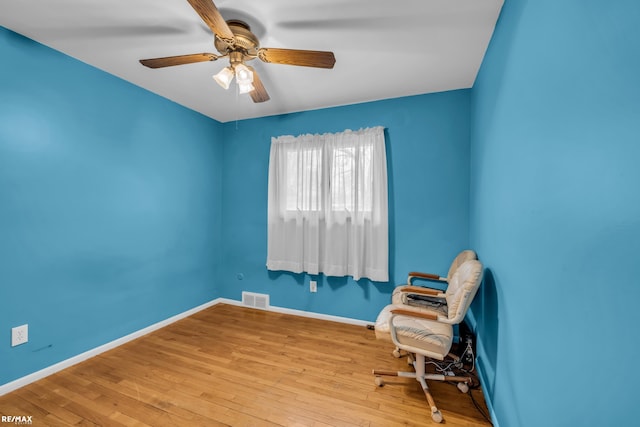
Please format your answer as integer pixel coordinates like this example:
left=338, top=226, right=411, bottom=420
left=475, top=355, right=500, bottom=427
left=217, top=297, right=372, bottom=327
left=1, top=298, right=371, bottom=396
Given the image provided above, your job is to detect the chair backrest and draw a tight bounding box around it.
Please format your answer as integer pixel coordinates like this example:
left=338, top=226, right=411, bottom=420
left=445, top=259, right=483, bottom=324
left=446, top=250, right=477, bottom=282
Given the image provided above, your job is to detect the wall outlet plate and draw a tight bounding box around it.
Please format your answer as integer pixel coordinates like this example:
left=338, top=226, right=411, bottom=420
left=310, top=280, right=317, bottom=293
left=11, top=324, right=28, bottom=347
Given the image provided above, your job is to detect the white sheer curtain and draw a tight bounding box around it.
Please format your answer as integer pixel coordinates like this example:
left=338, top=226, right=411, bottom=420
left=267, top=126, right=388, bottom=281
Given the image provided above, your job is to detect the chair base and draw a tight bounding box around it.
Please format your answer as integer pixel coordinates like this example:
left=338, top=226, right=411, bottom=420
left=373, top=353, right=471, bottom=423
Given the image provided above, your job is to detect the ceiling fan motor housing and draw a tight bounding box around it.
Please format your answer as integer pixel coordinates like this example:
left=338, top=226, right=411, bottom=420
left=214, top=20, right=259, bottom=57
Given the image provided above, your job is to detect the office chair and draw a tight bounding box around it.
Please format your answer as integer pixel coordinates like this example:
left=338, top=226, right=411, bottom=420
left=379, top=250, right=477, bottom=358
left=372, top=259, right=483, bottom=423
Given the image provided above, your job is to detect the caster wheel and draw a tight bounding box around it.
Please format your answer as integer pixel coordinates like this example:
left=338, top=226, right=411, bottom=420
left=431, top=410, right=443, bottom=423
left=374, top=376, right=385, bottom=387
left=392, top=349, right=401, bottom=358
left=457, top=382, right=469, bottom=393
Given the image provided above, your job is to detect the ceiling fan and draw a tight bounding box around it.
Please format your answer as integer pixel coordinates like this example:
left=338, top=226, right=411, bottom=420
left=139, top=0, right=336, bottom=103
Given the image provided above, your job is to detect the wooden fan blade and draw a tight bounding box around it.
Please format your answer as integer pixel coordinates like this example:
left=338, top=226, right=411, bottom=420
left=187, top=0, right=234, bottom=45
left=247, top=66, right=270, bottom=103
left=257, top=48, right=336, bottom=69
left=139, top=53, right=219, bottom=68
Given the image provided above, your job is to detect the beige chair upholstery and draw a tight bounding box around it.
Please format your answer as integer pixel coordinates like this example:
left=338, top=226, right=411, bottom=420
left=372, top=259, right=483, bottom=423
left=391, top=249, right=477, bottom=306
left=377, top=250, right=478, bottom=343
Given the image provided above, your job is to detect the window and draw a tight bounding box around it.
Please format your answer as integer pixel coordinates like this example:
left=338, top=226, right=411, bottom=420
left=330, top=144, right=373, bottom=213
left=267, top=127, right=388, bottom=282
left=285, top=147, right=322, bottom=212
left=282, top=143, right=374, bottom=215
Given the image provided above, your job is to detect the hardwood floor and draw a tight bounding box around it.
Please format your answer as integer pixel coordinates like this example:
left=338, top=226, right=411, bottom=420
left=0, top=304, right=492, bottom=426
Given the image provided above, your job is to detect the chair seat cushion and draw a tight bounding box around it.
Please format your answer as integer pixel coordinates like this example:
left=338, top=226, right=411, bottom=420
left=375, top=304, right=453, bottom=359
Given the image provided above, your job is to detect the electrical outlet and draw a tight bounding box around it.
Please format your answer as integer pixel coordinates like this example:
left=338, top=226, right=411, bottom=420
left=464, top=334, right=475, bottom=363
left=465, top=346, right=474, bottom=363
left=11, top=324, right=28, bottom=347
left=310, top=280, right=317, bottom=293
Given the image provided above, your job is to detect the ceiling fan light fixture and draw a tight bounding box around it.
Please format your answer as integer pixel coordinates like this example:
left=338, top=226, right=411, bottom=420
left=213, top=66, right=234, bottom=90
left=238, top=82, right=255, bottom=94
left=234, top=63, right=253, bottom=85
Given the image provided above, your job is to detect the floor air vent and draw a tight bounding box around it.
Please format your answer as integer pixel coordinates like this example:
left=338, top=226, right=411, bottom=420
left=242, top=292, right=270, bottom=309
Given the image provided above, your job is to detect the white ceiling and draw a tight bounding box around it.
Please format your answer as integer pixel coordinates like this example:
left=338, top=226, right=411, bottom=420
left=0, top=0, right=504, bottom=123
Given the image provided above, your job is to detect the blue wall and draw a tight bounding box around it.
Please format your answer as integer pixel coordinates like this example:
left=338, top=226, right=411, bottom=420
left=469, top=0, right=640, bottom=425
left=0, top=28, right=224, bottom=386
left=220, top=92, right=471, bottom=322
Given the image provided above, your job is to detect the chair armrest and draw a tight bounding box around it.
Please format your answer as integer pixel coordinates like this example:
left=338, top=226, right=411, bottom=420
left=390, top=308, right=439, bottom=321
left=407, top=271, right=447, bottom=286
left=400, top=286, right=443, bottom=297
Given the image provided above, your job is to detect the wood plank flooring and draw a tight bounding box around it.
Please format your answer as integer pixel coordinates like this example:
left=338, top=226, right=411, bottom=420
left=0, top=304, right=492, bottom=426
